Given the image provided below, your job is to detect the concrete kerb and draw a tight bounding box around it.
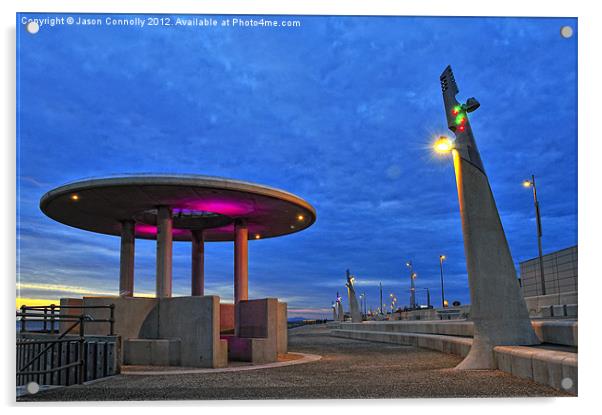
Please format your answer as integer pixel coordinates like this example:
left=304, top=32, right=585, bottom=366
left=122, top=352, right=321, bottom=375
left=340, top=320, right=576, bottom=346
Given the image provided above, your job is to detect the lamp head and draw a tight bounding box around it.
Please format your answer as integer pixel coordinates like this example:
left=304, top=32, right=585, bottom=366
left=434, top=136, right=454, bottom=153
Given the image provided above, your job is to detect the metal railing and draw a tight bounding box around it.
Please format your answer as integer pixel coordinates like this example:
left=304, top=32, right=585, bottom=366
left=16, top=304, right=115, bottom=386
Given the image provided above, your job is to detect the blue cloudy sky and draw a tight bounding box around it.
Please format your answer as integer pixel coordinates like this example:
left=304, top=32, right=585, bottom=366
left=16, top=14, right=577, bottom=317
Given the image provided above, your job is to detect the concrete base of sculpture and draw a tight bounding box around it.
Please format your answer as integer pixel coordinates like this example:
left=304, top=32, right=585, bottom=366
left=453, top=153, right=540, bottom=369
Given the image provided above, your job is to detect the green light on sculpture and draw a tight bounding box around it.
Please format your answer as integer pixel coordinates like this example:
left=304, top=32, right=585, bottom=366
left=452, top=105, right=462, bottom=115
left=455, top=113, right=466, bottom=125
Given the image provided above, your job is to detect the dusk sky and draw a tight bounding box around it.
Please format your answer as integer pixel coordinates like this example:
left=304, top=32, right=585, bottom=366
left=16, top=14, right=577, bottom=317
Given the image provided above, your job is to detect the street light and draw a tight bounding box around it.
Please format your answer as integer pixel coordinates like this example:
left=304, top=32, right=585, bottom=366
left=439, top=255, right=447, bottom=308
left=406, top=261, right=417, bottom=309
left=523, top=174, right=546, bottom=296
left=434, top=136, right=454, bottom=154
left=360, top=292, right=367, bottom=317
left=379, top=282, right=384, bottom=315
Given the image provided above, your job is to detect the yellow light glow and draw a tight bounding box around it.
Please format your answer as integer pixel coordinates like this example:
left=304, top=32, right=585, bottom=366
left=254, top=234, right=261, bottom=239
left=70, top=194, right=79, bottom=201
left=523, top=180, right=532, bottom=188
left=434, top=136, right=453, bottom=153
left=297, top=214, right=304, bottom=221
left=440, top=255, right=446, bottom=260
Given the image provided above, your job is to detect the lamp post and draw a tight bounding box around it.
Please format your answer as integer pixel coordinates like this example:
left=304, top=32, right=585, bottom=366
left=379, top=282, right=384, bottom=315
left=523, top=175, right=546, bottom=296
left=406, top=261, right=416, bottom=309
left=363, top=293, right=368, bottom=316
left=439, top=255, right=446, bottom=307
left=359, top=293, right=367, bottom=318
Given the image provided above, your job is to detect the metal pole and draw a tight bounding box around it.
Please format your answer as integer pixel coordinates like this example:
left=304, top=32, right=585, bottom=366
left=439, top=256, right=446, bottom=307
left=531, top=175, right=546, bottom=295
left=379, top=282, right=383, bottom=315
left=407, top=262, right=416, bottom=309
left=50, top=304, right=56, bottom=334
left=20, top=305, right=26, bottom=333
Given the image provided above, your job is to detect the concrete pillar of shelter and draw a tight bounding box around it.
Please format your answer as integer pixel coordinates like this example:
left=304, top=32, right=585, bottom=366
left=119, top=220, right=136, bottom=297
left=191, top=230, right=205, bottom=296
left=452, top=149, right=540, bottom=369
left=156, top=206, right=173, bottom=298
left=234, top=219, right=248, bottom=303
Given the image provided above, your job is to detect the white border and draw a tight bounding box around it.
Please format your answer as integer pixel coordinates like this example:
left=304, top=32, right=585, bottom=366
left=3, top=1, right=601, bottom=413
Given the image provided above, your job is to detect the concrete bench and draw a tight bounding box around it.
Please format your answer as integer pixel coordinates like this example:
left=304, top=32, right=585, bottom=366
left=124, top=338, right=181, bottom=366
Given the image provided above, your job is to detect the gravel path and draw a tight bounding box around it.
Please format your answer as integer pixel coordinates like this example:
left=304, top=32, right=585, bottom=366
left=18, top=324, right=571, bottom=401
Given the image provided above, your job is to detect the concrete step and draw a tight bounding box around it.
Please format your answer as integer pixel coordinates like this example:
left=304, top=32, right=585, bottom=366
left=331, top=329, right=577, bottom=395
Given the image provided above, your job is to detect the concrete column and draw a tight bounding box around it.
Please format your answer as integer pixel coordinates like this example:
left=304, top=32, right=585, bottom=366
left=234, top=219, right=248, bottom=303
left=156, top=206, right=173, bottom=298
left=119, top=220, right=136, bottom=297
left=191, top=230, right=205, bottom=296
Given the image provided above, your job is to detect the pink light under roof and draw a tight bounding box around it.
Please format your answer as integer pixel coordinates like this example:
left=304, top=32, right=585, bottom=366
left=179, top=198, right=256, bottom=217
left=135, top=224, right=187, bottom=236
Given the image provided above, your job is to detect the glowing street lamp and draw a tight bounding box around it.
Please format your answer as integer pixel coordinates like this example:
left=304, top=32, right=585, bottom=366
left=523, top=174, right=546, bottom=295
left=434, top=136, right=454, bottom=154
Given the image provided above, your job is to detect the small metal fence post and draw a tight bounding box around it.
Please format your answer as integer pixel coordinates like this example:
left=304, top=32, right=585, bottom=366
left=50, top=304, right=56, bottom=334
left=20, top=305, right=26, bottom=333
left=78, top=315, right=85, bottom=384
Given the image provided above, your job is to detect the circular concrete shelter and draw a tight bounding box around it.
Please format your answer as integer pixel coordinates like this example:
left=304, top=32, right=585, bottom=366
left=40, top=174, right=316, bottom=301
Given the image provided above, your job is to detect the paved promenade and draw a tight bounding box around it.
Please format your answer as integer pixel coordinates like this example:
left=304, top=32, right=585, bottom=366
left=18, top=325, right=571, bottom=401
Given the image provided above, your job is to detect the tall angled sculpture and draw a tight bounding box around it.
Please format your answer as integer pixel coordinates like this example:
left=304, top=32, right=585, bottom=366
left=336, top=292, right=344, bottom=322
left=439, top=65, right=539, bottom=369
left=332, top=301, right=338, bottom=321
left=345, top=269, right=362, bottom=323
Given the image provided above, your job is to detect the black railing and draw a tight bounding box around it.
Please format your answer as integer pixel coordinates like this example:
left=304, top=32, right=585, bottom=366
left=16, top=304, right=115, bottom=386
left=18, top=304, right=115, bottom=335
